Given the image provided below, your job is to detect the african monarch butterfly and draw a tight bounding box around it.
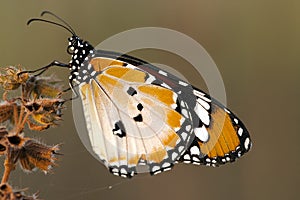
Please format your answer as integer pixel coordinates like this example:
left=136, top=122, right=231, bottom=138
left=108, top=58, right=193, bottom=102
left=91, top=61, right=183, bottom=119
left=25, top=11, right=252, bottom=178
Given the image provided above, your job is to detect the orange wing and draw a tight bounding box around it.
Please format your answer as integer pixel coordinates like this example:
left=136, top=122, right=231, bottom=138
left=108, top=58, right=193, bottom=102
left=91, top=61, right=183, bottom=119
left=178, top=88, right=252, bottom=166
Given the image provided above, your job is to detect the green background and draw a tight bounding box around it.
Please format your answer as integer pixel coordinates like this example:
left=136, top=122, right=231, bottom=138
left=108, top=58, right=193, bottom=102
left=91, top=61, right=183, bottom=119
left=0, top=1, right=299, bottom=200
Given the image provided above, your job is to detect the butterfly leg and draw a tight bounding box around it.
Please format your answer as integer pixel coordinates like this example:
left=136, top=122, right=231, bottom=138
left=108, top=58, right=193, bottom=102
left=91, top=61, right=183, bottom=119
left=55, top=81, right=80, bottom=101
left=61, top=81, right=80, bottom=101
left=18, top=60, right=69, bottom=77
left=70, top=80, right=80, bottom=100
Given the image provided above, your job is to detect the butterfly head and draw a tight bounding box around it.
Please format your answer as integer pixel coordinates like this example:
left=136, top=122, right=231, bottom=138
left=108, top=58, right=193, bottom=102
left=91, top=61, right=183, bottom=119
left=67, top=35, right=94, bottom=56
left=67, top=36, right=93, bottom=65
left=27, top=11, right=95, bottom=71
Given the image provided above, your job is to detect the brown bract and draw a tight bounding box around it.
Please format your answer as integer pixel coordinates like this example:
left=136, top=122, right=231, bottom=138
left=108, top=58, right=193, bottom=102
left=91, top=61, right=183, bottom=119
left=23, top=75, right=63, bottom=99
left=0, top=67, right=29, bottom=91
left=0, top=66, right=65, bottom=133
left=0, top=130, right=60, bottom=174
left=0, top=66, right=66, bottom=199
left=25, top=99, right=64, bottom=131
left=0, top=183, right=39, bottom=200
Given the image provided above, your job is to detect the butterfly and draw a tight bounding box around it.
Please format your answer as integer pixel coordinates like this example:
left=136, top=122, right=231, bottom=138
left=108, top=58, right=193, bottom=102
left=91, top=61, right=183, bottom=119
left=26, top=11, right=252, bottom=178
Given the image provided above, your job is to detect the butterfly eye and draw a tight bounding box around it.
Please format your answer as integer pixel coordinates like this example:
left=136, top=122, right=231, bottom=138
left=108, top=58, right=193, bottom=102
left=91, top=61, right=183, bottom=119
left=67, top=43, right=76, bottom=55
left=66, top=37, right=77, bottom=54
left=67, top=45, right=74, bottom=55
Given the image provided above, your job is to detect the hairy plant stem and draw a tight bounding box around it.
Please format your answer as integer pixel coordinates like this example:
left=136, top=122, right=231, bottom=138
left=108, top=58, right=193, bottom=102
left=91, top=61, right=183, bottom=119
left=1, top=148, right=15, bottom=184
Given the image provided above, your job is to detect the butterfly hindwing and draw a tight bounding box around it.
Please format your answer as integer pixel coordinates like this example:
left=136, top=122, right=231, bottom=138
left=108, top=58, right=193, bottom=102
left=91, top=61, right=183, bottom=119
left=178, top=87, right=252, bottom=166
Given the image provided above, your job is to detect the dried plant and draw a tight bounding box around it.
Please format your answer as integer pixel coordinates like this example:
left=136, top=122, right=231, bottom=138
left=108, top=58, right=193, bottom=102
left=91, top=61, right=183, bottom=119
left=0, top=66, right=65, bottom=199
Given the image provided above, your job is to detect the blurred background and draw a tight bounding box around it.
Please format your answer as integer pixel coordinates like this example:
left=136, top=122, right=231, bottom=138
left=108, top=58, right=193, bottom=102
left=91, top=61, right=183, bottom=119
left=0, top=1, right=299, bottom=200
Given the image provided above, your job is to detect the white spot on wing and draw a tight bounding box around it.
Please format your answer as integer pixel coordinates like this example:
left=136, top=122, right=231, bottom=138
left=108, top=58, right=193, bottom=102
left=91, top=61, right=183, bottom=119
left=190, top=146, right=200, bottom=155
left=179, top=81, right=188, bottom=86
left=73, top=79, right=80, bottom=84
left=193, top=89, right=205, bottom=96
left=153, top=171, right=161, bottom=175
left=180, top=100, right=186, bottom=107
left=194, top=126, right=209, bottom=142
left=183, top=154, right=190, bottom=160
left=113, top=129, right=122, bottom=136
left=178, top=146, right=185, bottom=153
left=161, top=82, right=171, bottom=89
left=172, top=152, right=178, bottom=160
left=224, top=108, right=230, bottom=113
left=145, top=74, right=156, bottom=84
left=238, top=128, right=243, bottom=136
left=125, top=63, right=136, bottom=69
left=234, top=118, right=239, bottom=124
left=185, top=125, right=191, bottom=131
left=162, top=162, right=171, bottom=168
left=152, top=166, right=160, bottom=172
left=244, top=137, right=250, bottom=150
left=198, top=95, right=211, bottom=102
left=194, top=103, right=210, bottom=125
left=196, top=97, right=210, bottom=110
left=181, top=132, right=188, bottom=140
left=158, top=70, right=167, bottom=76
left=120, top=168, right=127, bottom=174
left=91, top=71, right=96, bottom=76
left=181, top=109, right=189, bottom=118
left=112, top=168, right=118, bottom=173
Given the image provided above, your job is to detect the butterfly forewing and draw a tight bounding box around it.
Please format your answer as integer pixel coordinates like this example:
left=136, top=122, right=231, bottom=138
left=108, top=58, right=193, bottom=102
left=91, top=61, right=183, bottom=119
left=78, top=57, right=195, bottom=177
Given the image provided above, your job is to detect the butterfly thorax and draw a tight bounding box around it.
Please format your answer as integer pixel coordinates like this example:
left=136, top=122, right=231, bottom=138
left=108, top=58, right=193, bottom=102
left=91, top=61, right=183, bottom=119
left=67, top=36, right=95, bottom=84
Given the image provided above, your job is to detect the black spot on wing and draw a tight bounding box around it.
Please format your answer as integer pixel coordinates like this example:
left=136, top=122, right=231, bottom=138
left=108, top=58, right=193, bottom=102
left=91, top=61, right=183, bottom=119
left=127, top=87, right=137, bottom=96
left=175, top=98, right=181, bottom=114
left=137, top=103, right=143, bottom=111
left=112, top=121, right=126, bottom=138
left=151, top=79, right=164, bottom=86
left=133, top=114, right=143, bottom=122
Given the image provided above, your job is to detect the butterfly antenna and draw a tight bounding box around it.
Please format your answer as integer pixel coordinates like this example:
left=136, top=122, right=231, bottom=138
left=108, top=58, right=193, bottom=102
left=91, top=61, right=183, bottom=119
left=40, top=11, right=76, bottom=35
left=27, top=18, right=76, bottom=36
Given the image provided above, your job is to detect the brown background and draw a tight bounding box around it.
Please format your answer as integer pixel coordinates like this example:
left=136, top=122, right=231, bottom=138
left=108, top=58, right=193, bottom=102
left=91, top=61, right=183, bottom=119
left=0, top=1, right=299, bottom=200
